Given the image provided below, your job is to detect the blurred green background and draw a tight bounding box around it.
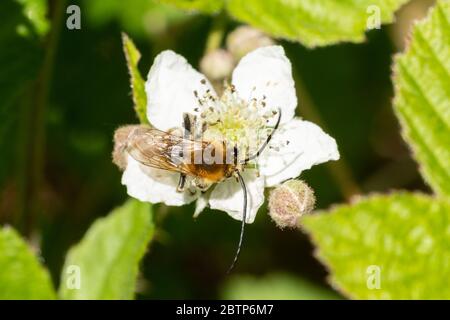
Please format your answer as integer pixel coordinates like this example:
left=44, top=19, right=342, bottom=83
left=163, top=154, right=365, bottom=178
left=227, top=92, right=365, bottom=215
left=0, top=0, right=435, bottom=299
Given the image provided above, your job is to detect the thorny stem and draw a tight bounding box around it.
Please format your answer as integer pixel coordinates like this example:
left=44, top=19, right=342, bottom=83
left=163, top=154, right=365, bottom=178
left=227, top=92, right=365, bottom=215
left=292, top=70, right=361, bottom=200
left=16, top=0, right=65, bottom=235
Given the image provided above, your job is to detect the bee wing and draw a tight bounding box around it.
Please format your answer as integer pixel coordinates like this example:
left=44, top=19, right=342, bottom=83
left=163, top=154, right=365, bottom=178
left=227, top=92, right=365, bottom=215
left=125, top=127, right=206, bottom=175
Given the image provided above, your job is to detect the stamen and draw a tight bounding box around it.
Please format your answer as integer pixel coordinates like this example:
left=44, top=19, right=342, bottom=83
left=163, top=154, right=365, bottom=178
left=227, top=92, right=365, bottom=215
left=193, top=84, right=271, bottom=163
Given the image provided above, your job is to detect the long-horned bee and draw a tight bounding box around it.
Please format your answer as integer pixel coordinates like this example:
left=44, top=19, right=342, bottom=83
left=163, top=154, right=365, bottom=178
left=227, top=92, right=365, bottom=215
left=115, top=110, right=281, bottom=272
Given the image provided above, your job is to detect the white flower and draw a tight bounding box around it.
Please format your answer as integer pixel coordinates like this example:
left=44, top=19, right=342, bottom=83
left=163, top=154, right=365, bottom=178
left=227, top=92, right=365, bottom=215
left=121, top=46, right=339, bottom=223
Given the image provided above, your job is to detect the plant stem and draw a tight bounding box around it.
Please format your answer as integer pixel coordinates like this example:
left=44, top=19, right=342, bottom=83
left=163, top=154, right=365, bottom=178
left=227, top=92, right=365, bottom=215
left=204, top=12, right=227, bottom=54
left=293, top=71, right=361, bottom=200
left=17, top=0, right=65, bottom=235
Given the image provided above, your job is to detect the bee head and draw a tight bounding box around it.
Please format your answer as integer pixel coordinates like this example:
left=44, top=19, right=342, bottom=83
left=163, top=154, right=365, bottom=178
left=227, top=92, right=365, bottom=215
left=112, top=125, right=142, bottom=170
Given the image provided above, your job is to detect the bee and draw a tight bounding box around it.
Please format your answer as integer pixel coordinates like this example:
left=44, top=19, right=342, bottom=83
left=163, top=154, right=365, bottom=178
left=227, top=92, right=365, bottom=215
left=119, top=110, right=281, bottom=272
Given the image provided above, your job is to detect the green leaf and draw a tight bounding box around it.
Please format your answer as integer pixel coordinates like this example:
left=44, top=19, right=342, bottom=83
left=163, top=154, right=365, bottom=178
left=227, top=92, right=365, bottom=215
left=16, top=0, right=50, bottom=36
left=84, top=0, right=187, bottom=38
left=0, top=226, right=56, bottom=299
left=302, top=193, right=450, bottom=299
left=222, top=273, right=340, bottom=300
left=58, top=199, right=154, bottom=300
left=226, top=0, right=409, bottom=47
left=160, top=0, right=224, bottom=13
left=393, top=0, right=450, bottom=198
left=122, top=33, right=149, bottom=125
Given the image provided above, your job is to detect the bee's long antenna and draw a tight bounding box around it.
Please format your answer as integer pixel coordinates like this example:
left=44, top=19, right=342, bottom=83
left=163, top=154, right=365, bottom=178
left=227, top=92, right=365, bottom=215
left=241, top=108, right=282, bottom=163
left=227, top=170, right=247, bottom=273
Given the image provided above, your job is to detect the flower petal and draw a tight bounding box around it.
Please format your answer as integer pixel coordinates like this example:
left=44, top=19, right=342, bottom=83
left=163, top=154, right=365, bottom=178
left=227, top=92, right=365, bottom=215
left=232, top=45, right=297, bottom=125
left=146, top=50, right=215, bottom=131
left=208, top=171, right=265, bottom=223
left=259, top=119, right=339, bottom=187
left=122, top=155, right=198, bottom=206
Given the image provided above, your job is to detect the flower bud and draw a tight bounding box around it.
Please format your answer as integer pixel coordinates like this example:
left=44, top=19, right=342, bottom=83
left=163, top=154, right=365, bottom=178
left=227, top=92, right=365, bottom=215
left=199, top=49, right=235, bottom=82
left=112, top=125, right=141, bottom=170
left=226, top=26, right=275, bottom=60
left=268, top=179, right=316, bottom=229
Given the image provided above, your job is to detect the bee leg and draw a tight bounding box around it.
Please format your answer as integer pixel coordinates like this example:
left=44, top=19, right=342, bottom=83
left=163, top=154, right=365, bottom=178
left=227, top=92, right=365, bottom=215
left=175, top=113, right=196, bottom=194
left=181, top=113, right=201, bottom=196
left=177, top=174, right=186, bottom=192
left=184, top=112, right=204, bottom=140
left=183, top=112, right=197, bottom=139
left=200, top=121, right=207, bottom=139
left=187, top=184, right=197, bottom=195
left=188, top=188, right=197, bottom=196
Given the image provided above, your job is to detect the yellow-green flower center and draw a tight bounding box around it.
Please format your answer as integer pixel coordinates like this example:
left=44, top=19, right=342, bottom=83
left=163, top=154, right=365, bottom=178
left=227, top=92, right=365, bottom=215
left=193, top=84, right=278, bottom=162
